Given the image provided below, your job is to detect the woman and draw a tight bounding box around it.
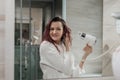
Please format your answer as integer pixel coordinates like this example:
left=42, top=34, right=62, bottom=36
left=39, top=17, right=92, bottom=79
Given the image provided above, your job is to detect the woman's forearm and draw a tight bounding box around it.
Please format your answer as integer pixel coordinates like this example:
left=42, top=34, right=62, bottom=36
left=79, top=44, right=92, bottom=69
left=79, top=52, right=89, bottom=69
left=81, top=52, right=90, bottom=61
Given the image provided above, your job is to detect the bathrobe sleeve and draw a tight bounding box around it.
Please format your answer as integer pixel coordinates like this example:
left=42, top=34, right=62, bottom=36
left=40, top=41, right=73, bottom=75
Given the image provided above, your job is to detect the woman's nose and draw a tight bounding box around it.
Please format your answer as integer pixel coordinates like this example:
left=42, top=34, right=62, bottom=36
left=53, top=30, right=57, bottom=33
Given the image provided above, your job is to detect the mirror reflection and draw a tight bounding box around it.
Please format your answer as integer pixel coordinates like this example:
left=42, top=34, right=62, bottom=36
left=14, top=0, right=103, bottom=80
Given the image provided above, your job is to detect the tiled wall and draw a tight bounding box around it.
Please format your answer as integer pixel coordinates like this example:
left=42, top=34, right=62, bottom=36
left=66, top=0, right=103, bottom=74
left=0, top=21, right=5, bottom=80
left=0, top=0, right=5, bottom=79
left=5, top=0, right=15, bottom=80
left=66, top=0, right=120, bottom=77
left=0, top=0, right=15, bottom=80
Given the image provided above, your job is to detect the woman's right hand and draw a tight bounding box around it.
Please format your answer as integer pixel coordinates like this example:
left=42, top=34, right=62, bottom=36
left=83, top=44, right=92, bottom=55
left=79, top=44, right=92, bottom=69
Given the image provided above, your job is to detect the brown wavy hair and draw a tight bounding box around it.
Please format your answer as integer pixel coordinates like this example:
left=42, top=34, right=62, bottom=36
left=42, top=17, right=72, bottom=52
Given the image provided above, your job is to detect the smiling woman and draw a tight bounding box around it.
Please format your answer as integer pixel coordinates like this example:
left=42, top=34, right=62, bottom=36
left=39, top=17, right=92, bottom=79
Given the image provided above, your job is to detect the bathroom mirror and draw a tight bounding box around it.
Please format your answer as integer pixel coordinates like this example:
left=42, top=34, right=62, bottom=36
left=14, top=0, right=104, bottom=80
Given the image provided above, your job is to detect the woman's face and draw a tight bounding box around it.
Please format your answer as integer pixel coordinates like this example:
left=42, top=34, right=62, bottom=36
left=50, top=21, right=63, bottom=44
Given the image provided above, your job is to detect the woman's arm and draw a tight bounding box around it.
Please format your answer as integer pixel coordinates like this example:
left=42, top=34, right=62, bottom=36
left=79, top=44, right=92, bottom=69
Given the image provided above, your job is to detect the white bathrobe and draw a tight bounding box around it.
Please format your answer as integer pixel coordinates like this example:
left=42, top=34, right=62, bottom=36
left=40, top=41, right=84, bottom=79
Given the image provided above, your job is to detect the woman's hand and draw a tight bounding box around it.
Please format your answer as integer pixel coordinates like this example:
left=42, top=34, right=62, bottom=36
left=79, top=44, right=92, bottom=69
left=83, top=44, right=92, bottom=55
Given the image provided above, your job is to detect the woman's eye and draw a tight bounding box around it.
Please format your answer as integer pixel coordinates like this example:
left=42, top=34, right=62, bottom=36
left=57, top=28, right=61, bottom=30
left=50, top=28, right=61, bottom=31
left=50, top=28, right=54, bottom=30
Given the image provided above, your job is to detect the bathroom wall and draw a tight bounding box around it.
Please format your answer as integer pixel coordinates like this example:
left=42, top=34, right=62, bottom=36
left=5, top=0, right=15, bottom=80
left=0, top=0, right=15, bottom=80
left=0, top=0, right=5, bottom=79
left=66, top=0, right=103, bottom=75
left=66, top=0, right=120, bottom=77
left=103, top=0, right=120, bottom=76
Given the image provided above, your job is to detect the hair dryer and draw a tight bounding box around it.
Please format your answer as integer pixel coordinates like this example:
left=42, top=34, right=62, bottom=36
left=79, top=32, right=97, bottom=46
